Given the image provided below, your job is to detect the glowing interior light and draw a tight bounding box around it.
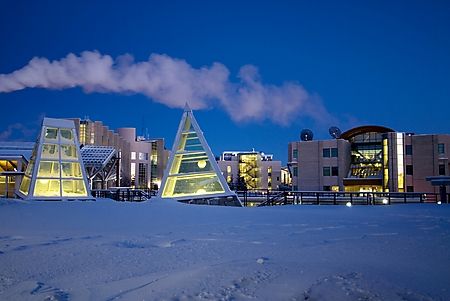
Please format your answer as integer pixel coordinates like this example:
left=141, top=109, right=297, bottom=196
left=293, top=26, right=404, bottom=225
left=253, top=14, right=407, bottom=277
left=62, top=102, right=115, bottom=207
left=197, top=160, right=207, bottom=169
left=196, top=188, right=206, bottom=194
left=346, top=202, right=352, bottom=207
left=382, top=198, right=388, bottom=205
left=437, top=201, right=442, bottom=205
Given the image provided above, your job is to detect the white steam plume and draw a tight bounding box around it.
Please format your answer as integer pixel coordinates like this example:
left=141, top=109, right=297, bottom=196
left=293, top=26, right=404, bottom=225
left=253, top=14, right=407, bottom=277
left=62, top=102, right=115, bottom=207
left=0, top=51, right=332, bottom=125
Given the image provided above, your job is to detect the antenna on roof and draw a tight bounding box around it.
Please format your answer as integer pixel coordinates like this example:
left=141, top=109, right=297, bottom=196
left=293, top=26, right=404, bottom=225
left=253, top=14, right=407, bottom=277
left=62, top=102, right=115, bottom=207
left=329, top=126, right=342, bottom=139
left=300, top=129, right=314, bottom=141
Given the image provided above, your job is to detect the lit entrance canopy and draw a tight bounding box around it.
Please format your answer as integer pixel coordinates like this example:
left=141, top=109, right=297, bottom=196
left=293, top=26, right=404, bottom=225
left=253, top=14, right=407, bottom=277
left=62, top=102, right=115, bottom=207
left=158, top=104, right=242, bottom=206
left=17, top=118, right=93, bottom=200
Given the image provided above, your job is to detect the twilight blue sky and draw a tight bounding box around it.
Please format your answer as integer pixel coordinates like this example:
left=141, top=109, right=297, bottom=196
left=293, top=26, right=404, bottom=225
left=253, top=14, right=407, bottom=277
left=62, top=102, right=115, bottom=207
left=1, top=0, right=450, bottom=163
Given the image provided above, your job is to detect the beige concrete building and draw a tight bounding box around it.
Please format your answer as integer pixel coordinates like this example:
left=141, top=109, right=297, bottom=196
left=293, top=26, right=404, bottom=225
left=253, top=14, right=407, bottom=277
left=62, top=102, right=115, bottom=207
left=289, top=125, right=450, bottom=193
left=218, top=151, right=281, bottom=190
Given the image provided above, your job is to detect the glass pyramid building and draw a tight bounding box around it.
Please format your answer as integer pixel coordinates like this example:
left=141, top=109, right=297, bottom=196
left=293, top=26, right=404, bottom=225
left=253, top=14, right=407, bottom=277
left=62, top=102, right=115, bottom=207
left=17, top=118, right=93, bottom=200
left=158, top=105, right=242, bottom=206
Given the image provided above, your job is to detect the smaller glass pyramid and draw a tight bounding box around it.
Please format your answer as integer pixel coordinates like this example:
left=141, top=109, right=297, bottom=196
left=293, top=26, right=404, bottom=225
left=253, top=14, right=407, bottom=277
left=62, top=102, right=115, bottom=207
left=18, top=118, right=93, bottom=200
left=158, top=105, right=241, bottom=206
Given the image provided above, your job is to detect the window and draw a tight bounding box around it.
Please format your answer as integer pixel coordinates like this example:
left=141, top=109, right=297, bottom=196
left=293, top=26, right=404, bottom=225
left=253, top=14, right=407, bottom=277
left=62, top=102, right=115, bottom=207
left=405, top=145, right=413, bottom=156
left=331, top=148, right=338, bottom=157
left=130, top=162, right=136, bottom=186
left=227, top=166, right=231, bottom=174
left=331, top=166, right=339, bottom=176
left=406, top=165, right=413, bottom=175
left=60, top=145, right=78, bottom=160
left=439, top=164, right=446, bottom=175
left=293, top=185, right=298, bottom=191
left=41, top=144, right=59, bottom=160
left=323, top=186, right=331, bottom=191
left=323, top=148, right=331, bottom=158
left=438, top=144, right=445, bottom=154
left=138, top=163, right=148, bottom=188
left=407, top=186, right=414, bottom=192
left=293, top=149, right=298, bottom=159
left=139, top=152, right=148, bottom=160
left=60, top=129, right=74, bottom=142
left=44, top=128, right=58, bottom=141
left=268, top=166, right=272, bottom=176
left=323, top=167, right=331, bottom=176
left=131, top=152, right=136, bottom=160
left=293, top=166, right=298, bottom=177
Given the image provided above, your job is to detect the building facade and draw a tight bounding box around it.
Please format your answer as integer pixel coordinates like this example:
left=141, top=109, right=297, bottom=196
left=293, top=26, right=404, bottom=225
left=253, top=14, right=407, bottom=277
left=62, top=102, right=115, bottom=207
left=218, top=150, right=281, bottom=190
left=288, top=125, right=450, bottom=193
left=0, top=142, right=34, bottom=198
left=71, top=118, right=168, bottom=190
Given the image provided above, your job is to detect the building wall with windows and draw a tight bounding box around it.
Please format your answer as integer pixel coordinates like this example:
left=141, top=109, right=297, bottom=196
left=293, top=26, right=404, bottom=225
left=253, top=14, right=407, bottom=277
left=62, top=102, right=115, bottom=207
left=288, top=125, right=450, bottom=193
left=117, top=128, right=167, bottom=189
left=288, top=139, right=351, bottom=191
left=217, top=151, right=281, bottom=190
left=71, top=119, right=167, bottom=190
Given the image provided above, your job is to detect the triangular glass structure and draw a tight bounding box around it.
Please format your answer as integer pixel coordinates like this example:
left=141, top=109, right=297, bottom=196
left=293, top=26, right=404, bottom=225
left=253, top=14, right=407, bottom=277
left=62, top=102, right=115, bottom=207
left=17, top=118, right=93, bottom=200
left=158, top=105, right=242, bottom=206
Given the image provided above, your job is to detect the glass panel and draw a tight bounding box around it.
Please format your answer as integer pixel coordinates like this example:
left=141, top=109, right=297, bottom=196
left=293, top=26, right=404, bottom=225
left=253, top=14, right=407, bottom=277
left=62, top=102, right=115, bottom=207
left=19, top=176, right=31, bottom=195
left=34, top=179, right=61, bottom=197
left=60, top=128, right=74, bottom=143
left=45, top=127, right=58, bottom=141
left=62, top=180, right=87, bottom=196
left=37, top=161, right=60, bottom=178
left=238, top=154, right=261, bottom=189
left=170, top=153, right=212, bottom=175
left=331, top=148, right=338, bottom=157
left=162, top=173, right=225, bottom=197
left=61, top=162, right=83, bottom=178
left=25, top=159, right=34, bottom=176
left=41, top=144, right=59, bottom=160
left=61, top=145, right=78, bottom=160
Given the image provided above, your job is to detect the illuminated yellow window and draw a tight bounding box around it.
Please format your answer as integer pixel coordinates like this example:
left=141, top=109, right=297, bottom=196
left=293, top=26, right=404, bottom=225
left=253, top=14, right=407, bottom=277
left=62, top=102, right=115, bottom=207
left=19, top=176, right=31, bottom=195
left=162, top=173, right=225, bottom=198
left=41, top=144, right=59, bottom=160
left=44, top=128, right=58, bottom=141
left=37, top=161, right=60, bottom=178
left=34, top=179, right=61, bottom=197
left=61, top=162, right=83, bottom=178
left=62, top=180, right=87, bottom=196
left=60, top=128, right=74, bottom=143
left=61, top=145, right=78, bottom=160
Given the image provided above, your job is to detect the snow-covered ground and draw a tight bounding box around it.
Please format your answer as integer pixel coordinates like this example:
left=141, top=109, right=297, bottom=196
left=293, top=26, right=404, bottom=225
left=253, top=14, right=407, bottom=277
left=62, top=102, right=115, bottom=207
left=0, top=198, right=449, bottom=300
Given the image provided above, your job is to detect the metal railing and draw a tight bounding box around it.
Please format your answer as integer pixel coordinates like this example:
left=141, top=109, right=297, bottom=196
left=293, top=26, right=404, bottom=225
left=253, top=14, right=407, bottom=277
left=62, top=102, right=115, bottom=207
left=91, top=188, right=157, bottom=202
left=234, top=189, right=449, bottom=207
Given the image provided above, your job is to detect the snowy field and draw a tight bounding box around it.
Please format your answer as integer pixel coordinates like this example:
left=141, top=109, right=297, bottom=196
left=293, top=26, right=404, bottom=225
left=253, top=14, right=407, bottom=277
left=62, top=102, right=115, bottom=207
left=0, top=198, right=449, bottom=301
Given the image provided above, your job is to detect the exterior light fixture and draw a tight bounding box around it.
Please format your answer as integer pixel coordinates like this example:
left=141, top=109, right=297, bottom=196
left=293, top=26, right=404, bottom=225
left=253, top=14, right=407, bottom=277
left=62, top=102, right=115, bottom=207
left=346, top=202, right=352, bottom=207
left=196, top=188, right=206, bottom=194
left=197, top=160, right=207, bottom=169
left=437, top=201, right=442, bottom=205
left=382, top=198, right=388, bottom=205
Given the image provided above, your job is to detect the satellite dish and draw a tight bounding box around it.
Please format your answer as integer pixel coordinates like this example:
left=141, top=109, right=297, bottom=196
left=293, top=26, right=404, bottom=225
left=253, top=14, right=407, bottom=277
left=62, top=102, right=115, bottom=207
left=300, top=129, right=314, bottom=141
left=329, top=126, right=342, bottom=139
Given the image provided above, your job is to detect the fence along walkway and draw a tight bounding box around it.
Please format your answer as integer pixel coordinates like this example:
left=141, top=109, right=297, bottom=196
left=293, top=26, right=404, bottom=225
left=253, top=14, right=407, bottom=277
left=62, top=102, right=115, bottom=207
left=91, top=188, right=156, bottom=202
left=233, top=190, right=449, bottom=207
